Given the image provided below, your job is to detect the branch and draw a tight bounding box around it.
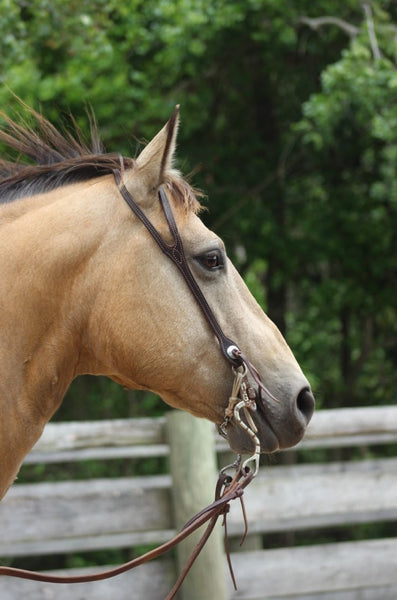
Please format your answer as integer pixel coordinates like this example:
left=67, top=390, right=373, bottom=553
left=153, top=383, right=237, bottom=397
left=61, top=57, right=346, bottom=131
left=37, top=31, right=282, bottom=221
left=362, top=2, right=382, bottom=60
left=298, top=16, right=359, bottom=38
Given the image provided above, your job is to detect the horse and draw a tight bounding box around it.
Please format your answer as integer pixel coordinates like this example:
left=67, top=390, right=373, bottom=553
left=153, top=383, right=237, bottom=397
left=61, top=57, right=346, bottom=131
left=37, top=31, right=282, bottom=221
left=0, top=104, right=315, bottom=499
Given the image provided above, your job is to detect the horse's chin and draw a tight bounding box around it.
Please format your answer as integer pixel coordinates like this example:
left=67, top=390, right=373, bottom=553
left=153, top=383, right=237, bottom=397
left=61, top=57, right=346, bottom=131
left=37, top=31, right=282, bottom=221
left=226, top=417, right=280, bottom=455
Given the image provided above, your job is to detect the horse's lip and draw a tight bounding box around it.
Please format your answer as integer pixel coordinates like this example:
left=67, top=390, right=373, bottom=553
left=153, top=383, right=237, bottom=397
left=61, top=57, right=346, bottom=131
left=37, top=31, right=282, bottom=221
left=226, top=413, right=280, bottom=454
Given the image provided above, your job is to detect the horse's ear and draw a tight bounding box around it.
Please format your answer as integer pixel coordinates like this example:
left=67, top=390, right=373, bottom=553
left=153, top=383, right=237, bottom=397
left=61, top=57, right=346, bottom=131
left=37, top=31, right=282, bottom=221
left=134, top=105, right=180, bottom=191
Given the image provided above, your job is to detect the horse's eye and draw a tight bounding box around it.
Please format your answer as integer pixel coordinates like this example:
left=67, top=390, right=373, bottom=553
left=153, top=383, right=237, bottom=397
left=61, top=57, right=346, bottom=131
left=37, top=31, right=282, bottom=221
left=197, top=250, right=224, bottom=271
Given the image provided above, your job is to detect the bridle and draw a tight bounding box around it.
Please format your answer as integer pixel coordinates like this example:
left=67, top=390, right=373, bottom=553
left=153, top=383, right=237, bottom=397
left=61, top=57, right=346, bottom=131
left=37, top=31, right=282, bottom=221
left=114, top=172, right=279, bottom=470
left=115, top=171, right=244, bottom=369
left=0, top=172, right=278, bottom=596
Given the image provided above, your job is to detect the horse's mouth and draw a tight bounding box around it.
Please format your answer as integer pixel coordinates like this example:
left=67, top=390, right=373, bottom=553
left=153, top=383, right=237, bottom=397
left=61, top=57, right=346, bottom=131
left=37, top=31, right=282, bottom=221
left=225, top=381, right=315, bottom=455
left=225, top=398, right=312, bottom=454
left=226, top=412, right=280, bottom=454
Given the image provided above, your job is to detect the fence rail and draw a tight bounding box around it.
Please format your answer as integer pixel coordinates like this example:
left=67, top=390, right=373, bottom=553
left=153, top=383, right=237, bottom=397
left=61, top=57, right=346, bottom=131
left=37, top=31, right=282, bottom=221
left=1, top=405, right=397, bottom=600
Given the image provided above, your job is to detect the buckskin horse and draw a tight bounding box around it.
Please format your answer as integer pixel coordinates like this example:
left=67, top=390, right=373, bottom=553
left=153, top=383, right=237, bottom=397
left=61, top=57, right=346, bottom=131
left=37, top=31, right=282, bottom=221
left=0, top=104, right=315, bottom=500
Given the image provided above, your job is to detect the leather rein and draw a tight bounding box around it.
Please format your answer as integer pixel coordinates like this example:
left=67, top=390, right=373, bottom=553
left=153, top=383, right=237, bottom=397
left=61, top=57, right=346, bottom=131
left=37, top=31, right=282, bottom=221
left=0, top=172, right=277, bottom=596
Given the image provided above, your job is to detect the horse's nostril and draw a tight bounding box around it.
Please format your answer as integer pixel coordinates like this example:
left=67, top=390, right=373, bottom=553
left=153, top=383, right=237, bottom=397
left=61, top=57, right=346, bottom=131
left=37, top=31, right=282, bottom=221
left=296, top=387, right=315, bottom=424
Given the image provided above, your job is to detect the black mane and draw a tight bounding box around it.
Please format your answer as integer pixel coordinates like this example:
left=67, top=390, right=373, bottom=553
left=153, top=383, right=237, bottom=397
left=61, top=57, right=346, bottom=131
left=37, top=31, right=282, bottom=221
left=0, top=105, right=135, bottom=204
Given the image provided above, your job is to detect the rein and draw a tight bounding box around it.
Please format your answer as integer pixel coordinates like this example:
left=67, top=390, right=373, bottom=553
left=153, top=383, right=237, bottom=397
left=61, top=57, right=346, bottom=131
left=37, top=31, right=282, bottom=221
left=0, top=173, right=276, bottom=596
left=0, top=466, right=254, bottom=597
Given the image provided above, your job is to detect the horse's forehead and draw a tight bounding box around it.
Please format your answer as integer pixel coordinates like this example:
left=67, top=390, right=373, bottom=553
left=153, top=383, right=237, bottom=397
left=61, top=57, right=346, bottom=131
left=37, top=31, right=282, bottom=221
left=178, top=211, right=222, bottom=248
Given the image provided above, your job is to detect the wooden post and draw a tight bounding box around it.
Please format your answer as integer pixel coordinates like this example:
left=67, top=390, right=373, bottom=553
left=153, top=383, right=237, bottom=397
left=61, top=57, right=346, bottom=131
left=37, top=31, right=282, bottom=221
left=166, top=410, right=227, bottom=600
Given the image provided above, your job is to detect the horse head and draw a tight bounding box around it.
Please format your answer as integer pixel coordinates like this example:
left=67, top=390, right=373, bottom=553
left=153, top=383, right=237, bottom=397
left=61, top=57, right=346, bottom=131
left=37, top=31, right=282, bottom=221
left=0, top=105, right=314, bottom=497
left=84, top=108, right=315, bottom=454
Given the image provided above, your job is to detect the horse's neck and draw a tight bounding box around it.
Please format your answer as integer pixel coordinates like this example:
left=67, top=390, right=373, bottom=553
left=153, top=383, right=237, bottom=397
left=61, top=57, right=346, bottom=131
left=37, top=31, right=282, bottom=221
left=0, top=180, right=115, bottom=498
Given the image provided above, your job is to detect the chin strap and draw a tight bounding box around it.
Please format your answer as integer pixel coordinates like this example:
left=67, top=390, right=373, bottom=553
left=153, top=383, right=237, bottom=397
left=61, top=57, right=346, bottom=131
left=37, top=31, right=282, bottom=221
left=218, top=348, right=279, bottom=476
left=218, top=360, right=262, bottom=476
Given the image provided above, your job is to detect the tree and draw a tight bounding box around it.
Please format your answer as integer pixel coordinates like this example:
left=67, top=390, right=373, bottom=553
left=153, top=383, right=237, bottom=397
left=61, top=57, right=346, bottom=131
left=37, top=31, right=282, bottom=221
left=289, top=1, right=397, bottom=405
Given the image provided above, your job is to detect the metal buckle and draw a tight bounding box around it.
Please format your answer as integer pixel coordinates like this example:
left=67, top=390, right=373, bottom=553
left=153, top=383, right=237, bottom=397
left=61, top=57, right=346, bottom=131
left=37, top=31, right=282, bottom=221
left=219, top=361, right=261, bottom=477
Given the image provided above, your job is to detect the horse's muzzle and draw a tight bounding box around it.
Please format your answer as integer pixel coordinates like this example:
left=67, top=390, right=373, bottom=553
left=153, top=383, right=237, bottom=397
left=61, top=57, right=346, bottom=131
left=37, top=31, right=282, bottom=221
left=226, top=385, right=315, bottom=455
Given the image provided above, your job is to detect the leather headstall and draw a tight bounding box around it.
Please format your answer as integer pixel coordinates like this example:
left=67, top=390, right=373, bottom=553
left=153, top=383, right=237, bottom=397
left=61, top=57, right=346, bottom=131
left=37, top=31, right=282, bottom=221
left=114, top=170, right=244, bottom=369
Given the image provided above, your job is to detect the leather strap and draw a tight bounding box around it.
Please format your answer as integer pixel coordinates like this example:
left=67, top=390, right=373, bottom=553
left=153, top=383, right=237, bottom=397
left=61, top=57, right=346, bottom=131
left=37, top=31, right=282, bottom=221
left=114, top=170, right=243, bottom=367
left=0, top=468, right=253, bottom=598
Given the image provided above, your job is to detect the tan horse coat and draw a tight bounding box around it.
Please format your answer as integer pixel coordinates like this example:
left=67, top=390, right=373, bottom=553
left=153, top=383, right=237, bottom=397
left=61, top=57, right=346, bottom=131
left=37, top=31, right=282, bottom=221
left=0, top=108, right=314, bottom=498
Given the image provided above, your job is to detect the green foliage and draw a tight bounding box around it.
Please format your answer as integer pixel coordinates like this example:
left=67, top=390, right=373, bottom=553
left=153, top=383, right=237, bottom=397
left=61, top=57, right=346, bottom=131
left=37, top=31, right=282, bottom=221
left=292, top=4, right=397, bottom=405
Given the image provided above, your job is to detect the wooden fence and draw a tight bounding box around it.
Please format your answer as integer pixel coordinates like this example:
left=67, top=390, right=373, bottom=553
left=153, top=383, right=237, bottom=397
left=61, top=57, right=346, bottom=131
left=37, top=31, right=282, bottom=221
left=1, top=405, right=397, bottom=599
